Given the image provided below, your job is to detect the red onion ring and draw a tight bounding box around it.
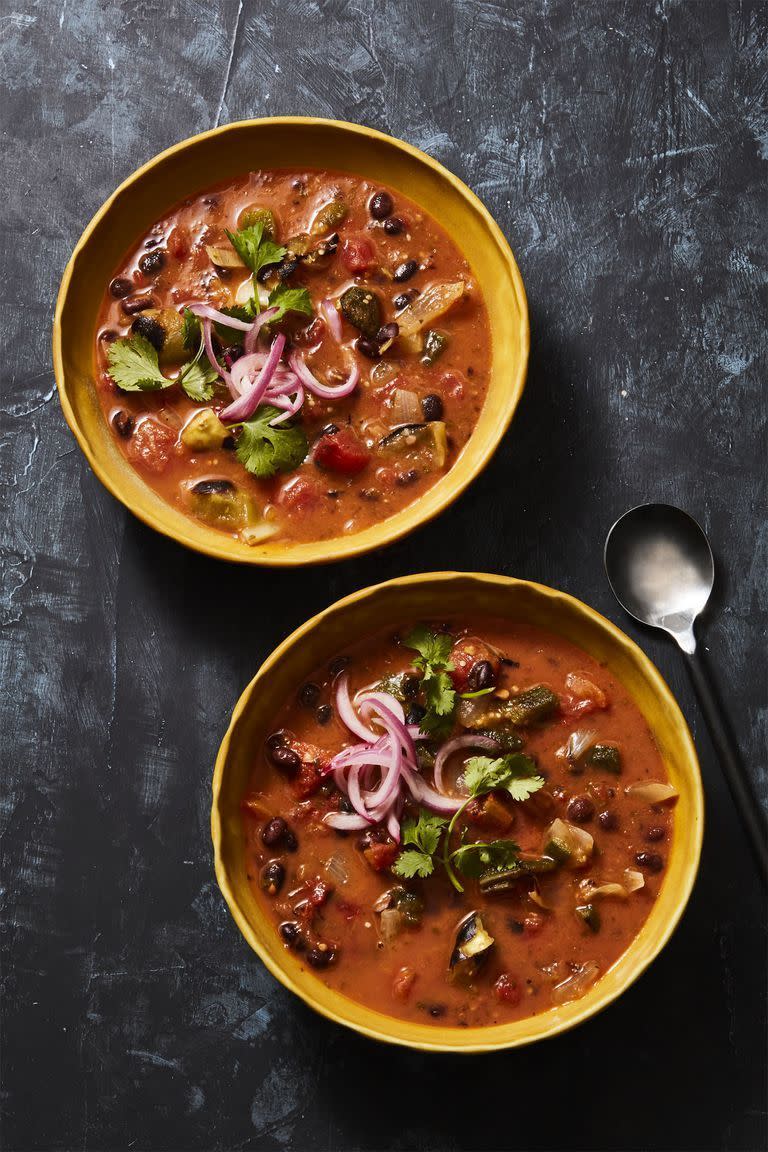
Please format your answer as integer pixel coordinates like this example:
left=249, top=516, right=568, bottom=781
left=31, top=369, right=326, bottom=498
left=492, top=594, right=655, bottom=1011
left=201, top=318, right=232, bottom=393
left=244, top=306, right=279, bottom=354
left=187, top=302, right=253, bottom=332
left=324, top=811, right=370, bottom=831
left=334, top=674, right=377, bottom=742
left=219, top=334, right=286, bottom=423
left=288, top=349, right=360, bottom=400
left=433, top=734, right=501, bottom=794
left=320, top=299, right=342, bottom=342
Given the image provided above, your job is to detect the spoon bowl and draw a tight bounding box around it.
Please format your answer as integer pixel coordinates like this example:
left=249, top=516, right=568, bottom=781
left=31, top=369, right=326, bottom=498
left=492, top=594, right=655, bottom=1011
left=604, top=504, right=714, bottom=654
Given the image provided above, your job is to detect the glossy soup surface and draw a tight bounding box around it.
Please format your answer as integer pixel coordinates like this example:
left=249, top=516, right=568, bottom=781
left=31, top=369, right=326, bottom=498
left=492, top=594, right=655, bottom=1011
left=95, top=169, right=491, bottom=546
left=242, top=620, right=675, bottom=1029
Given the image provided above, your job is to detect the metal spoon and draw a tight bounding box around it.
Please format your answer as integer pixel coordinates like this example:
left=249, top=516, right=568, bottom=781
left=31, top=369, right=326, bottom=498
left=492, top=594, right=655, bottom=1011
left=604, top=503, right=767, bottom=884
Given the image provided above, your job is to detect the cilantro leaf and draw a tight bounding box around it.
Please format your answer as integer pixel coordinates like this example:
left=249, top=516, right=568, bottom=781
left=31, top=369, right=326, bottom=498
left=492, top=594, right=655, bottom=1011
left=235, top=406, right=308, bottom=478
left=451, top=838, right=520, bottom=879
left=226, top=225, right=286, bottom=279
left=404, top=626, right=454, bottom=670
left=182, top=308, right=201, bottom=351
left=178, top=357, right=219, bottom=403
left=392, top=849, right=434, bottom=880
left=394, top=811, right=447, bottom=878
left=267, top=283, right=313, bottom=322
left=214, top=302, right=255, bottom=344
left=463, top=754, right=545, bottom=801
left=106, top=335, right=172, bottom=392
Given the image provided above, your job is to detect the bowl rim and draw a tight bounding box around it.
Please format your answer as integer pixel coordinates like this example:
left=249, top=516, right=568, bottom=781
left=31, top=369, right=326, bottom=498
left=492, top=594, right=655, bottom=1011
left=52, top=116, right=530, bottom=566
left=211, top=570, right=704, bottom=1052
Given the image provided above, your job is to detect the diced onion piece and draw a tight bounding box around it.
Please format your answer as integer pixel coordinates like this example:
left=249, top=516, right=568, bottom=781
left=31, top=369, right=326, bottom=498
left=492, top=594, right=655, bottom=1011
left=546, top=818, right=594, bottom=867
left=625, top=781, right=678, bottom=805
left=579, top=879, right=628, bottom=900
left=397, top=280, right=466, bottom=338
left=565, top=672, right=607, bottom=708
left=323, top=811, right=369, bottom=831
left=556, top=728, right=598, bottom=762
left=391, top=388, right=422, bottom=426
left=324, top=854, right=349, bottom=885
left=551, top=961, right=600, bottom=1005
left=239, top=523, right=279, bottom=546
left=624, top=868, right=645, bottom=893
left=205, top=244, right=244, bottom=268
left=379, top=908, right=405, bottom=944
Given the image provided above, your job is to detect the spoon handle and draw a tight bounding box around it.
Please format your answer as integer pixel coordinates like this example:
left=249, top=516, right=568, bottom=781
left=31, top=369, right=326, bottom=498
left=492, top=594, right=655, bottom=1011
left=685, top=649, right=768, bottom=885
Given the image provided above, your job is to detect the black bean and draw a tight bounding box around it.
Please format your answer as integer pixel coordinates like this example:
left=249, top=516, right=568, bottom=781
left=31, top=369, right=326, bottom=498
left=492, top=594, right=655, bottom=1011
left=598, top=810, right=618, bottom=831
left=393, top=289, right=418, bottom=310
left=266, top=730, right=288, bottom=751
left=300, top=682, right=321, bottom=707
left=635, top=851, right=664, bottom=872
left=109, top=276, right=133, bottom=299
left=261, top=817, right=288, bottom=847
left=395, top=469, right=419, bottom=486
left=99, top=329, right=118, bottom=343
left=260, top=860, right=285, bottom=895
left=405, top=703, right=426, bottom=725
left=279, top=921, right=301, bottom=946
left=383, top=215, right=404, bottom=236
left=278, top=257, right=300, bottom=281
left=121, top=294, right=156, bottom=316
left=466, top=660, right=495, bottom=692
left=376, top=322, right=399, bottom=345
left=269, top=744, right=301, bottom=777
left=192, top=478, right=235, bottom=496
left=338, top=796, right=353, bottom=814
left=567, top=796, right=595, bottom=823
left=421, top=393, right=444, bottom=422
left=356, top=336, right=381, bottom=359
left=645, top=826, right=666, bottom=843
left=112, top=410, right=134, bottom=439
left=307, top=945, right=335, bottom=969
left=393, top=259, right=419, bottom=282
left=131, top=314, right=165, bottom=351
left=369, top=190, right=393, bottom=219
left=316, top=704, right=332, bottom=726
left=329, top=656, right=350, bottom=677
left=139, top=249, right=166, bottom=275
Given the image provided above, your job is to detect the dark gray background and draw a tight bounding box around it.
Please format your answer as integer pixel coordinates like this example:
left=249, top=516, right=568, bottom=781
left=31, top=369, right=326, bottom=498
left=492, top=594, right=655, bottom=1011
left=2, top=1, right=766, bottom=1149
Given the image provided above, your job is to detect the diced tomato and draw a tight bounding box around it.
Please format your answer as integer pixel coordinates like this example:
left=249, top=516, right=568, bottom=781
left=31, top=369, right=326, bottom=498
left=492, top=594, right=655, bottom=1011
left=167, top=225, right=190, bottom=261
left=363, top=839, right=399, bottom=873
left=440, top=371, right=466, bottom=401
left=277, top=475, right=322, bottom=515
left=336, top=900, right=360, bottom=921
left=313, top=428, right=370, bottom=475
left=340, top=235, right=376, bottom=275
left=523, top=913, right=545, bottom=937
left=494, top=973, right=522, bottom=1006
left=293, top=761, right=323, bottom=798
left=308, top=880, right=332, bottom=908
left=393, top=966, right=417, bottom=1001
left=448, top=637, right=501, bottom=692
left=127, top=418, right=175, bottom=475
left=564, top=672, right=608, bottom=709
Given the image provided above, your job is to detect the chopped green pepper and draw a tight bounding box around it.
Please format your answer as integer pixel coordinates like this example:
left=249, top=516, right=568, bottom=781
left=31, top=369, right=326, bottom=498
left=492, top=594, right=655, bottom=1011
left=575, top=903, right=601, bottom=932
left=506, top=685, right=560, bottom=726
left=542, top=837, right=572, bottom=866
left=475, top=726, right=524, bottom=752
left=421, top=329, right=449, bottom=365
left=478, top=854, right=558, bottom=894
left=586, top=744, right=622, bottom=774
left=238, top=205, right=276, bottom=238
left=339, top=286, right=381, bottom=337
left=312, top=199, right=348, bottom=234
left=375, top=672, right=420, bottom=703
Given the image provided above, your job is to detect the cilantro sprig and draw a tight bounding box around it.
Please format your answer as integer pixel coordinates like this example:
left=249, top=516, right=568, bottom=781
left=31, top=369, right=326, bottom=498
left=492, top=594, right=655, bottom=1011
left=391, top=812, right=447, bottom=879
left=403, top=626, right=456, bottom=738
left=225, top=222, right=286, bottom=313
left=234, top=405, right=308, bottom=478
left=106, top=334, right=173, bottom=392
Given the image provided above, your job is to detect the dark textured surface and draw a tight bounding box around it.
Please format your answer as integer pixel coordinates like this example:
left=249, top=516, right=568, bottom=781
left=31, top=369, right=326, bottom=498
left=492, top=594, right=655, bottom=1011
left=2, top=2, right=767, bottom=1149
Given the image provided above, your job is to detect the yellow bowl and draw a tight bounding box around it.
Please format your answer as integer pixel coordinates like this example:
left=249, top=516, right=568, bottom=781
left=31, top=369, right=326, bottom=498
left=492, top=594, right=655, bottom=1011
left=53, top=117, right=529, bottom=566
left=212, top=571, right=704, bottom=1052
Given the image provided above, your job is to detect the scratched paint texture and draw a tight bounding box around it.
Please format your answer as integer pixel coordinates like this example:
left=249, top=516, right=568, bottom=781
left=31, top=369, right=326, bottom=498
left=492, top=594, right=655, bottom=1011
left=1, top=1, right=766, bottom=1149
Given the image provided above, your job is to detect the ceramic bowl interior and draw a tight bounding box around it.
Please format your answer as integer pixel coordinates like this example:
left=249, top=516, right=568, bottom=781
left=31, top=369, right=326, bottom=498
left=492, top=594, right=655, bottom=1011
left=54, top=118, right=529, bottom=565
left=212, top=572, right=703, bottom=1051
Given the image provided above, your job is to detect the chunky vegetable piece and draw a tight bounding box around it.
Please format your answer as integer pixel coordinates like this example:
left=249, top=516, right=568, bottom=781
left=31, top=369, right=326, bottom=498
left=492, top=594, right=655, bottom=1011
left=243, top=617, right=675, bottom=1029
left=96, top=168, right=490, bottom=546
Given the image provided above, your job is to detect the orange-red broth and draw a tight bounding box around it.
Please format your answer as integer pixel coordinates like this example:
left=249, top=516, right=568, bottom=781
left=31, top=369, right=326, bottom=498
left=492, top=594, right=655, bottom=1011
left=242, top=621, right=674, bottom=1028
left=95, top=169, right=491, bottom=545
